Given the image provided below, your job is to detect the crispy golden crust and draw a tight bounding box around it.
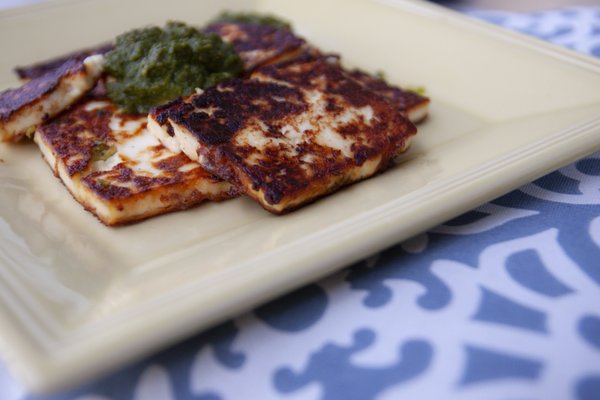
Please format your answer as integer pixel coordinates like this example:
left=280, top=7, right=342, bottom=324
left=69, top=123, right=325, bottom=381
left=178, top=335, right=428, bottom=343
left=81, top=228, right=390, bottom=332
left=162, top=56, right=417, bottom=213
left=149, top=97, right=179, bottom=137
left=1, top=59, right=83, bottom=122
left=36, top=94, right=112, bottom=176
left=81, top=155, right=229, bottom=202
left=204, top=22, right=306, bottom=71
left=348, top=69, right=430, bottom=123
left=0, top=56, right=103, bottom=142
left=14, top=43, right=113, bottom=81
left=36, top=98, right=237, bottom=225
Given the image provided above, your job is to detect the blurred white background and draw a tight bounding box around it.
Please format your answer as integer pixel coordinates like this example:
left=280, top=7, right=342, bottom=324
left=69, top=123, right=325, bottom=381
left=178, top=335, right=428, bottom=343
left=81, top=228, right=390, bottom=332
left=432, top=0, right=600, bottom=10
left=2, top=0, right=600, bottom=12
left=0, top=0, right=46, bottom=10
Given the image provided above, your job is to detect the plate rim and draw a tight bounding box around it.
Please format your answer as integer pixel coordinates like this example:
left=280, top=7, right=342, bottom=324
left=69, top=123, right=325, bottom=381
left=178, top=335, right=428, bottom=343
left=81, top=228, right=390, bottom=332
left=1, top=0, right=600, bottom=393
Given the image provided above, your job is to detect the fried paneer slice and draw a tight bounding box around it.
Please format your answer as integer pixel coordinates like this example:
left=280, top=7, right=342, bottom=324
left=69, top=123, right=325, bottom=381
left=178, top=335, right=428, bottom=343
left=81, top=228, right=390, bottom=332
left=35, top=98, right=236, bottom=226
left=0, top=55, right=104, bottom=142
left=14, top=43, right=113, bottom=81
left=349, top=69, right=430, bottom=123
left=292, top=54, right=430, bottom=123
left=150, top=56, right=417, bottom=214
left=204, top=22, right=306, bottom=71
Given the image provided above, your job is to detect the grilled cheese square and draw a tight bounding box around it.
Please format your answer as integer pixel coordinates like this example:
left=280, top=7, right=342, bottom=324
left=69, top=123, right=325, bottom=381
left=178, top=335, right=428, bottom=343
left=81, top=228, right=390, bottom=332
left=349, top=69, right=430, bottom=123
left=0, top=55, right=104, bottom=142
left=15, top=44, right=113, bottom=81
left=204, top=22, right=306, bottom=71
left=35, top=96, right=236, bottom=225
left=150, top=56, right=417, bottom=214
left=305, top=55, right=430, bottom=123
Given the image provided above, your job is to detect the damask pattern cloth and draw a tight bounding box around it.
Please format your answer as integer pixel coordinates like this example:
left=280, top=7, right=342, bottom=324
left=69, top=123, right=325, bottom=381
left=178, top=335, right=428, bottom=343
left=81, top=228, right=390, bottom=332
left=1, top=6, right=599, bottom=400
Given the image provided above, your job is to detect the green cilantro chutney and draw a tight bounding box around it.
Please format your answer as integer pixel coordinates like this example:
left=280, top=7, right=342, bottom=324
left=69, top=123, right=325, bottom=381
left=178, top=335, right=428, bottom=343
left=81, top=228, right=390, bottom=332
left=104, top=21, right=243, bottom=114
left=212, top=11, right=291, bottom=30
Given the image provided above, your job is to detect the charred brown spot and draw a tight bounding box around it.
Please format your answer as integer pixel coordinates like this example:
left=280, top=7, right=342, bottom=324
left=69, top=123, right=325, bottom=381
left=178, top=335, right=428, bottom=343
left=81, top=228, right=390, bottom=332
left=150, top=98, right=191, bottom=137
left=114, top=164, right=133, bottom=182
left=155, top=154, right=191, bottom=172
left=15, top=43, right=113, bottom=80
left=83, top=173, right=132, bottom=200
left=83, top=159, right=194, bottom=200
left=204, top=22, right=305, bottom=71
left=37, top=100, right=114, bottom=176
left=349, top=69, right=429, bottom=112
left=169, top=79, right=307, bottom=146
left=256, top=55, right=383, bottom=109
left=165, top=124, right=174, bottom=136
left=325, top=97, right=343, bottom=114
left=0, top=59, right=85, bottom=122
left=149, top=97, right=183, bottom=125
left=352, top=145, right=375, bottom=166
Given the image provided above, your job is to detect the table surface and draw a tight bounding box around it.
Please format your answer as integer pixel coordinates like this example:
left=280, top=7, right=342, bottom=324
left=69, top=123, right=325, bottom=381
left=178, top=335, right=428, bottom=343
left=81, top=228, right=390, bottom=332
left=1, top=3, right=600, bottom=400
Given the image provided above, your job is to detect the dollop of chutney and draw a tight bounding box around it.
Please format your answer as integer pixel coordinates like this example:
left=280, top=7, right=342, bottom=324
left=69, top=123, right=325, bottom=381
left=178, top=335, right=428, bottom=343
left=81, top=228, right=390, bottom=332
left=212, top=11, right=291, bottom=30
left=104, top=21, right=243, bottom=114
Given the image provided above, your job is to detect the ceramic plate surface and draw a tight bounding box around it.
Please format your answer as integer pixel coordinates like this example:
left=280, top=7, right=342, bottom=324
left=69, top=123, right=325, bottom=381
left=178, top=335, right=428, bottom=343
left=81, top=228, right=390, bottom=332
left=1, top=0, right=600, bottom=392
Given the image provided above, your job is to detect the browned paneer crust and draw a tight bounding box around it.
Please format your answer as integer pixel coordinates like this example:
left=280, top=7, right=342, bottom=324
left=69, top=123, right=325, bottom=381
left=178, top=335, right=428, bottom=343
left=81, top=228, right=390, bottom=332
left=204, top=22, right=307, bottom=71
left=0, top=55, right=104, bottom=142
left=349, top=69, right=430, bottom=123
left=35, top=96, right=237, bottom=226
left=14, top=43, right=113, bottom=81
left=149, top=55, right=417, bottom=214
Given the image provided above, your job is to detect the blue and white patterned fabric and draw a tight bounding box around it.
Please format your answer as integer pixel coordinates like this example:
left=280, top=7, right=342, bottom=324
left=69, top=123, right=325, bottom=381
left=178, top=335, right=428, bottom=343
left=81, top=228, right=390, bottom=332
left=1, top=6, right=600, bottom=400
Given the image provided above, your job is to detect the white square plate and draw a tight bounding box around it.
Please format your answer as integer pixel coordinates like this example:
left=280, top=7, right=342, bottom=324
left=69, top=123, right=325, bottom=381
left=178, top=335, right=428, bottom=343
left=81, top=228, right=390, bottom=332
left=1, top=0, right=600, bottom=393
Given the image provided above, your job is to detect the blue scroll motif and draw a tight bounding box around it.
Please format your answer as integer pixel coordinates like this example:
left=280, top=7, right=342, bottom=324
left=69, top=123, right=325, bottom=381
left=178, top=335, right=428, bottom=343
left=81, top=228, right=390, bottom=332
left=459, top=345, right=543, bottom=385
left=579, top=315, right=600, bottom=351
left=273, top=329, right=432, bottom=400
left=471, top=287, right=548, bottom=334
left=505, top=250, right=574, bottom=298
left=576, top=376, right=600, bottom=400
left=255, top=284, right=329, bottom=332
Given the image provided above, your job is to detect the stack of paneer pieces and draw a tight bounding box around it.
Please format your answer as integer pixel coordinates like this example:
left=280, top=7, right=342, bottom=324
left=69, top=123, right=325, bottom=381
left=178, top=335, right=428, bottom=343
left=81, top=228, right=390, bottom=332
left=0, top=20, right=429, bottom=225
